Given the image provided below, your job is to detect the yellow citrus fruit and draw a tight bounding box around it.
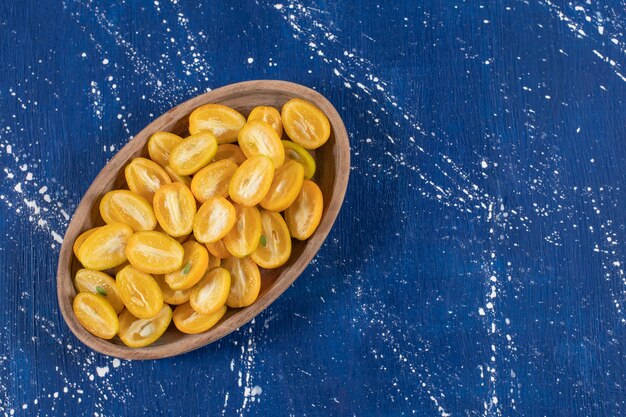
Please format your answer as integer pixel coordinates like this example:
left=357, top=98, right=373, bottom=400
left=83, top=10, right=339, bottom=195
left=189, top=104, right=246, bottom=144
left=118, top=304, right=172, bottom=348
left=281, top=98, right=330, bottom=149
left=72, top=292, right=119, bottom=339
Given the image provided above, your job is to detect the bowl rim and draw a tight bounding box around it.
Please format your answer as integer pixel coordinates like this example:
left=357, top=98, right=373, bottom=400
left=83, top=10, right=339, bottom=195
left=56, top=80, right=350, bottom=359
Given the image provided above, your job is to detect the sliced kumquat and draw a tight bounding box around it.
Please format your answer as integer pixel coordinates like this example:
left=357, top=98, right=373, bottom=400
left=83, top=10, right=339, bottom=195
left=190, top=267, right=231, bottom=315
left=205, top=239, right=232, bottom=259
left=77, top=223, right=134, bottom=271
left=260, top=160, right=304, bottom=212
left=100, top=190, right=156, bottom=232
left=284, top=180, right=324, bottom=240
left=72, top=95, right=334, bottom=345
left=228, top=155, right=274, bottom=206
left=248, top=106, right=283, bottom=136
left=118, top=304, right=172, bottom=348
left=169, top=132, right=218, bottom=176
left=173, top=303, right=227, bottom=334
left=153, top=182, right=196, bottom=237
left=238, top=120, right=285, bottom=168
left=193, top=197, right=236, bottom=243
left=73, top=292, right=119, bottom=339
left=251, top=210, right=292, bottom=269
left=148, top=131, right=183, bottom=167
left=154, top=274, right=192, bottom=305
left=164, top=241, right=209, bottom=290
left=223, top=204, right=262, bottom=258
left=73, top=227, right=101, bottom=260
left=125, top=157, right=172, bottom=203
left=191, top=159, right=238, bottom=203
left=116, top=265, right=164, bottom=319
left=125, top=231, right=184, bottom=274
left=188, top=104, right=246, bottom=144
left=154, top=223, right=191, bottom=244
left=281, top=98, right=330, bottom=149
left=163, top=165, right=192, bottom=188
left=212, top=144, right=247, bottom=165
left=282, top=140, right=316, bottom=179
left=222, top=257, right=261, bottom=308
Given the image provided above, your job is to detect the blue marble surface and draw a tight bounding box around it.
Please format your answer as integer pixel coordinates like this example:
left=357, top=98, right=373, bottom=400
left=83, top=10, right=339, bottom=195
left=1, top=0, right=625, bottom=415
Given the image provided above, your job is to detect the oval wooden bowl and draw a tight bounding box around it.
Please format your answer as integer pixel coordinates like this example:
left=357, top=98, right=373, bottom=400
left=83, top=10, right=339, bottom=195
left=57, top=80, right=350, bottom=360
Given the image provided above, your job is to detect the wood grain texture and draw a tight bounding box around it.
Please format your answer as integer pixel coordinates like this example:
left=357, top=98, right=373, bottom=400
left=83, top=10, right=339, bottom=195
left=57, top=80, right=350, bottom=359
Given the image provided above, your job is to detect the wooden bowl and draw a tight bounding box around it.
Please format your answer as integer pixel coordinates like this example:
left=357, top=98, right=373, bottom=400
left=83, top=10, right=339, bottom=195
left=56, top=80, right=350, bottom=360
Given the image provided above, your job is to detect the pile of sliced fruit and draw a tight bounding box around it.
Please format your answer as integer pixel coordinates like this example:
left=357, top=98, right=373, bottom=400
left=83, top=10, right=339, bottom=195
left=71, top=98, right=329, bottom=347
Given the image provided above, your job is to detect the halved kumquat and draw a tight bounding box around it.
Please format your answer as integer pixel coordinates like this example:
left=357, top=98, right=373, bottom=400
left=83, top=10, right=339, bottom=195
left=189, top=104, right=246, bottom=144
left=77, top=223, right=133, bottom=271
left=228, top=155, right=274, bottom=206
left=173, top=303, right=227, bottom=334
left=125, top=157, right=172, bottom=203
left=238, top=120, right=284, bottom=168
left=223, top=204, right=262, bottom=258
left=191, top=159, right=238, bottom=203
left=169, top=132, right=218, bottom=176
left=153, top=182, right=196, bottom=237
left=116, top=265, right=164, bottom=319
left=73, top=227, right=101, bottom=260
left=251, top=210, right=292, bottom=269
left=118, top=304, right=172, bottom=348
left=148, top=132, right=183, bottom=167
left=282, top=140, right=316, bottom=179
left=205, top=239, right=232, bottom=259
left=248, top=106, right=283, bottom=136
left=281, top=98, right=330, bottom=149
left=212, top=143, right=247, bottom=165
left=284, top=180, right=324, bottom=240
left=100, top=190, right=156, bottom=232
left=154, top=274, right=192, bottom=305
left=163, top=165, right=192, bottom=188
left=190, top=267, right=231, bottom=315
left=72, top=293, right=119, bottom=339
left=125, top=231, right=184, bottom=274
left=223, top=257, right=261, bottom=308
left=260, top=160, right=304, bottom=212
left=164, top=241, right=209, bottom=290
left=193, top=197, right=236, bottom=243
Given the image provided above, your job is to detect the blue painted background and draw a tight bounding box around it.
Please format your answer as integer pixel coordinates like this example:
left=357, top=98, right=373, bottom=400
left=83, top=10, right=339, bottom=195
left=1, top=0, right=626, bottom=415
